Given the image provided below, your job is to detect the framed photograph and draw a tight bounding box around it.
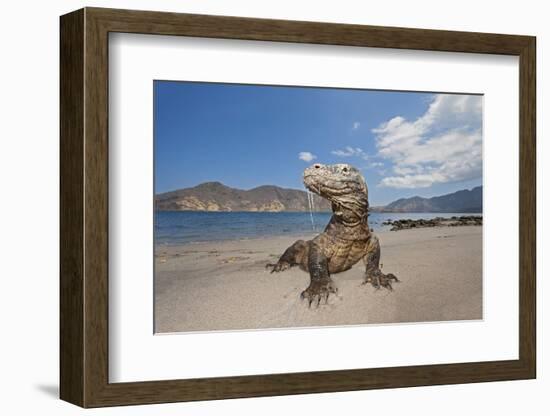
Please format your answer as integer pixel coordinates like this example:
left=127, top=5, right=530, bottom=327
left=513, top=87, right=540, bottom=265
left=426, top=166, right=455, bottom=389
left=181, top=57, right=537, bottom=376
left=60, top=7, right=536, bottom=408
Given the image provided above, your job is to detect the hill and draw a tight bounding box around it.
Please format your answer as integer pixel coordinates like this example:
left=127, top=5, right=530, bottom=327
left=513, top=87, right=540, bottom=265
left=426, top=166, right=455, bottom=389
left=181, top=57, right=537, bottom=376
left=371, top=186, right=482, bottom=213
left=155, top=182, right=331, bottom=212
left=156, top=182, right=482, bottom=213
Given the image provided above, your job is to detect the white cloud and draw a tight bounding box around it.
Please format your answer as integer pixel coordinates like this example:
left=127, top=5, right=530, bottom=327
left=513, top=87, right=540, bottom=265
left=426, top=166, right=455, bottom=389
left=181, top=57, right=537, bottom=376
left=298, top=151, right=317, bottom=162
left=368, top=161, right=384, bottom=168
left=352, top=121, right=361, bottom=130
left=373, top=94, right=482, bottom=189
left=331, top=147, right=383, bottom=171
left=331, top=146, right=368, bottom=159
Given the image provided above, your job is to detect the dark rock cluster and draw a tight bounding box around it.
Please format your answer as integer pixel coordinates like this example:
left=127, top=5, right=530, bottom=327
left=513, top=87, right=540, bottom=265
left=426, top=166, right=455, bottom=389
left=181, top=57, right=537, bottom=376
left=382, top=215, right=483, bottom=231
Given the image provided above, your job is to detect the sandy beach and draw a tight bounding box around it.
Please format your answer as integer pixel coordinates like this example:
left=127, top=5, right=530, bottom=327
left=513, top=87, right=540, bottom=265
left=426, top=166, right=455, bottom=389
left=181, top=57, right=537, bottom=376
left=154, top=226, right=482, bottom=333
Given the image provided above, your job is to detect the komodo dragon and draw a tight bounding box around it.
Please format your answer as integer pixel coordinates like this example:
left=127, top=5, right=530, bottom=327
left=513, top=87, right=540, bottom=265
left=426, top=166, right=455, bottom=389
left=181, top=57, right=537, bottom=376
left=267, top=163, right=398, bottom=306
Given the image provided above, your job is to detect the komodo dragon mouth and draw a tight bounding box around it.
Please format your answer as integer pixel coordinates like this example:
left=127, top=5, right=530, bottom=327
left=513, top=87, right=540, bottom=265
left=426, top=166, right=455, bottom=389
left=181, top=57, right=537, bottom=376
left=303, top=163, right=369, bottom=217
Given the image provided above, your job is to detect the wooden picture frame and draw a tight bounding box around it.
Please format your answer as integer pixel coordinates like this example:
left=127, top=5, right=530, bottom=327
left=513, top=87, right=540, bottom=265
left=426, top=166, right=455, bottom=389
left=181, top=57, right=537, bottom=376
left=60, top=7, right=536, bottom=408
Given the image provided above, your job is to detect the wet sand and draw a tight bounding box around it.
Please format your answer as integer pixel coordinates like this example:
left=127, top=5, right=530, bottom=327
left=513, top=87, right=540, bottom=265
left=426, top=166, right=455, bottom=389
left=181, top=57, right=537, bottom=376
left=154, top=226, right=482, bottom=333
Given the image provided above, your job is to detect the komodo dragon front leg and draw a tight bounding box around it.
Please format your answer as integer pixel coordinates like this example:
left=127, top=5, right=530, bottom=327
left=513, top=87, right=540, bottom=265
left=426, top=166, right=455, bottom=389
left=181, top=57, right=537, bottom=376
left=268, top=240, right=337, bottom=306
left=266, top=239, right=309, bottom=272
left=363, top=235, right=399, bottom=290
left=300, top=243, right=337, bottom=307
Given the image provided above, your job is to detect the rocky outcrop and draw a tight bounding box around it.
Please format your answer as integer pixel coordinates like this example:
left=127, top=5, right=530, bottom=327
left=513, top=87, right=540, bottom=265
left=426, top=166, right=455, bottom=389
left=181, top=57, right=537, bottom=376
left=382, top=215, right=482, bottom=231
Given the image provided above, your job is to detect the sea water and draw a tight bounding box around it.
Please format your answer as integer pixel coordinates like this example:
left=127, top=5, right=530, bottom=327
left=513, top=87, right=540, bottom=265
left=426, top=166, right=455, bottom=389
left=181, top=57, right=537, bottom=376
left=155, top=211, right=481, bottom=246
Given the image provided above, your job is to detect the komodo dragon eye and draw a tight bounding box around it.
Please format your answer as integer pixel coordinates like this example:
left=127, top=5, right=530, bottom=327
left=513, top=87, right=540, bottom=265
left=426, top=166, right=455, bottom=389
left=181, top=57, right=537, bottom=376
left=342, top=167, right=349, bottom=173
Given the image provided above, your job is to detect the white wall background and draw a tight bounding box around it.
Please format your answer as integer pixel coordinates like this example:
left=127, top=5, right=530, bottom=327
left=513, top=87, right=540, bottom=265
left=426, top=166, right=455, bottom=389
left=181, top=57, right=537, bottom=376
left=0, top=0, right=545, bottom=414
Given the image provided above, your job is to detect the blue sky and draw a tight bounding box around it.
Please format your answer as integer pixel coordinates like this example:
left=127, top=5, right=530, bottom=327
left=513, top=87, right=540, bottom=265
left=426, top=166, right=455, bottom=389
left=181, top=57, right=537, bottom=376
left=154, top=81, right=482, bottom=206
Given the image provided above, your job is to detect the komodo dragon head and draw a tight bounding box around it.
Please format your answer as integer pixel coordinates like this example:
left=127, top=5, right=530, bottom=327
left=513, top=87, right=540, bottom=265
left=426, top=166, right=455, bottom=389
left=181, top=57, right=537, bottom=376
left=303, top=163, right=369, bottom=223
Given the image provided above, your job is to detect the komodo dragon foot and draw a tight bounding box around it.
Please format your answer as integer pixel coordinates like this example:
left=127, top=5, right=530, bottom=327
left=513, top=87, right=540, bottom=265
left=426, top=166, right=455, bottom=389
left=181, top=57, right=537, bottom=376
left=265, top=260, right=292, bottom=273
left=300, top=277, right=338, bottom=307
left=363, top=270, right=399, bottom=290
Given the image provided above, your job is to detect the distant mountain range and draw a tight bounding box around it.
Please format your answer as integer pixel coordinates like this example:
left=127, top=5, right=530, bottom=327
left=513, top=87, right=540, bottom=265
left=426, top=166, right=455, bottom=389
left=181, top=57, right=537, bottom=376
left=155, top=182, right=331, bottom=212
left=370, top=186, right=482, bottom=213
left=155, top=182, right=482, bottom=213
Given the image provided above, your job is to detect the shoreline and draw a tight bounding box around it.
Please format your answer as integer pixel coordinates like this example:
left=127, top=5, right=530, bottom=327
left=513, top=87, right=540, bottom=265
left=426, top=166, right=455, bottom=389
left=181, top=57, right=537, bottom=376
left=155, top=212, right=483, bottom=248
left=155, top=226, right=482, bottom=333
left=156, top=209, right=482, bottom=215
left=155, top=231, right=320, bottom=250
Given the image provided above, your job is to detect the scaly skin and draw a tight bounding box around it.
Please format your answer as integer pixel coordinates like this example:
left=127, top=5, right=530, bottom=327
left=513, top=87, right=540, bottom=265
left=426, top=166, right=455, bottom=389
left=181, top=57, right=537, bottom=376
left=266, top=163, right=399, bottom=306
